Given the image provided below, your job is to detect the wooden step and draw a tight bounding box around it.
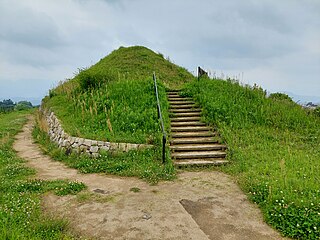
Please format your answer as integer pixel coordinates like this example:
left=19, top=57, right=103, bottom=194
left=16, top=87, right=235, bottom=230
left=171, top=121, right=206, bottom=127
left=170, top=144, right=226, bottom=151
left=170, top=108, right=201, bottom=113
left=170, top=117, right=201, bottom=122
left=170, top=137, right=218, bottom=144
left=168, top=97, right=193, bottom=101
left=171, top=131, right=216, bottom=138
left=172, top=151, right=226, bottom=159
left=169, top=101, right=194, bottom=105
left=171, top=126, right=211, bottom=132
left=171, top=112, right=201, bottom=117
left=174, top=159, right=229, bottom=167
left=170, top=104, right=198, bottom=109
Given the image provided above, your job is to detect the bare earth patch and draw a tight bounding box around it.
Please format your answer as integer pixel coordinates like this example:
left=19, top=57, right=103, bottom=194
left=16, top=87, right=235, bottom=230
left=13, top=117, right=286, bottom=240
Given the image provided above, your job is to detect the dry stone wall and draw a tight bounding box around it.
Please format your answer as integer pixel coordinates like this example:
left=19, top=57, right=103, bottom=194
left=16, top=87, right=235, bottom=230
left=42, top=109, right=152, bottom=157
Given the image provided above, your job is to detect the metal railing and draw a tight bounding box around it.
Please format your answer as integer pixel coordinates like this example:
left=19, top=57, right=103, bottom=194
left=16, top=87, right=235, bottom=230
left=153, top=72, right=166, bottom=164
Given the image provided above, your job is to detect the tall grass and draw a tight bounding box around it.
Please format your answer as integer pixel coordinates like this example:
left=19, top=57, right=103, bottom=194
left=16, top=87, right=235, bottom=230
left=43, top=77, right=169, bottom=145
left=183, top=78, right=320, bottom=239
left=39, top=46, right=177, bottom=184
left=42, top=46, right=185, bottom=145
left=0, top=111, right=85, bottom=239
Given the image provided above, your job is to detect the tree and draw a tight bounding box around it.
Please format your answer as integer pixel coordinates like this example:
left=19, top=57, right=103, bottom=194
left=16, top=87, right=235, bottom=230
left=15, top=101, right=33, bottom=111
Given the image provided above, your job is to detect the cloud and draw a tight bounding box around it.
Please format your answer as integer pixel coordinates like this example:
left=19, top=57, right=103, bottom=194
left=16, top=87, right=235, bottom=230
left=0, top=0, right=319, bottom=103
left=0, top=2, right=64, bottom=49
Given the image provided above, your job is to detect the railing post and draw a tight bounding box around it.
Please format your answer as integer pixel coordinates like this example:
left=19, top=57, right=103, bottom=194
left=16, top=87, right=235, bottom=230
left=162, top=135, right=166, bottom=164
left=153, top=72, right=166, bottom=164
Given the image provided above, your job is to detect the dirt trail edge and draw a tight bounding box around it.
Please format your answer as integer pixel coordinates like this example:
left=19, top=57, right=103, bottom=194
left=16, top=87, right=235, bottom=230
left=13, top=116, right=285, bottom=240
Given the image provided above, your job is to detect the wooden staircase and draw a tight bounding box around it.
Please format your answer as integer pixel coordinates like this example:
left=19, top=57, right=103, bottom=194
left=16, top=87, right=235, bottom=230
left=168, top=90, right=228, bottom=167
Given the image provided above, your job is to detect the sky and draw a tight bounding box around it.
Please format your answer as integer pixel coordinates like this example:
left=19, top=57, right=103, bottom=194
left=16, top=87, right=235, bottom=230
left=0, top=0, right=319, bottom=104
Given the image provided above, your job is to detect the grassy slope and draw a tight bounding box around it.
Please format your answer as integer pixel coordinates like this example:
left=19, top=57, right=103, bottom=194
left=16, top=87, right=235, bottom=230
left=0, top=111, right=85, bottom=239
left=43, top=46, right=193, bottom=144
left=183, top=78, right=320, bottom=239
left=83, top=46, right=193, bottom=88
left=36, top=46, right=185, bottom=183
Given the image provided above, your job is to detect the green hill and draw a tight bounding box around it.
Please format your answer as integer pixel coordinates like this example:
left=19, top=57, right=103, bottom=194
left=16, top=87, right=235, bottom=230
left=38, top=46, right=194, bottom=183
left=43, top=46, right=193, bottom=144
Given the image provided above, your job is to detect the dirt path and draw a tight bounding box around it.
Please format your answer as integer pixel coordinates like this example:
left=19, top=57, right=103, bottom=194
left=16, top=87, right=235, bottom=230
left=13, top=116, right=285, bottom=240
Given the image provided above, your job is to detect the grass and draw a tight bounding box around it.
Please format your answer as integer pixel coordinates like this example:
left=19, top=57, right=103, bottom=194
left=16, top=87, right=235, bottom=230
left=44, top=78, right=170, bottom=144
left=75, top=45, right=193, bottom=89
left=38, top=46, right=178, bottom=184
left=36, top=45, right=320, bottom=238
left=42, top=46, right=187, bottom=145
left=33, top=120, right=176, bottom=184
left=183, top=77, right=320, bottom=239
left=0, top=111, right=86, bottom=239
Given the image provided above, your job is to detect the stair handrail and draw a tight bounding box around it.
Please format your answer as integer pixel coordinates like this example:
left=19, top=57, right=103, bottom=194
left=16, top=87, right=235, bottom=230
left=153, top=72, right=166, bottom=163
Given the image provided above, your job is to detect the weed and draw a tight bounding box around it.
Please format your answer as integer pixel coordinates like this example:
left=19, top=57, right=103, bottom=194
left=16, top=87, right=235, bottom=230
left=41, top=46, right=188, bottom=145
left=130, top=187, right=141, bottom=193
left=0, top=111, right=86, bottom=238
left=183, top=77, right=320, bottom=239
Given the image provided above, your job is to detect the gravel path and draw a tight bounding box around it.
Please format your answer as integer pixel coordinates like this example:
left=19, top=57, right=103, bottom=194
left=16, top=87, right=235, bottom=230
left=13, top=116, right=285, bottom=240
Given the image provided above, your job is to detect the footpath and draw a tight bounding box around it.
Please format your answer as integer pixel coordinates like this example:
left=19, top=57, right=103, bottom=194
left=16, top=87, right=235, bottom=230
left=13, top=116, right=284, bottom=240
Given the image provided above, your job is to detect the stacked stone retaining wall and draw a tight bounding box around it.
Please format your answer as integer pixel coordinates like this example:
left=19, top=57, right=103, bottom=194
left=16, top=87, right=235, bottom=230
left=41, top=109, right=152, bottom=157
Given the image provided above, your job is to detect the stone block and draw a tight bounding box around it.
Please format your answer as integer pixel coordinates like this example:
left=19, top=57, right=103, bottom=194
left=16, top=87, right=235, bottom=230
left=70, top=137, right=76, bottom=144
left=61, top=140, right=67, bottom=147
left=127, top=144, right=137, bottom=151
left=72, top=142, right=79, bottom=148
left=100, top=145, right=110, bottom=152
left=90, top=146, right=99, bottom=153
left=61, top=131, right=66, bottom=139
left=109, top=143, right=118, bottom=151
left=118, top=143, right=126, bottom=152
left=79, top=145, right=88, bottom=152
left=84, top=139, right=92, bottom=146
left=78, top=138, right=84, bottom=145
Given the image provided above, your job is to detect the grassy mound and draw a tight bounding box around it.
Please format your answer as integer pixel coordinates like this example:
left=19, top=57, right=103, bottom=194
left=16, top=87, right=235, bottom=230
left=43, top=46, right=193, bottom=144
left=37, top=46, right=188, bottom=183
left=78, top=46, right=193, bottom=89
left=183, top=78, right=320, bottom=239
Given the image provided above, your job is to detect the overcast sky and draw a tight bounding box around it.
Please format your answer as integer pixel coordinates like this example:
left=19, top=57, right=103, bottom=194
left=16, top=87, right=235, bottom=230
left=0, top=0, right=319, bottom=104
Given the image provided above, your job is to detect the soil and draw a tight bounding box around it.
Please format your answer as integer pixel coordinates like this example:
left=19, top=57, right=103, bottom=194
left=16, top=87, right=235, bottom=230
left=13, top=116, right=286, bottom=240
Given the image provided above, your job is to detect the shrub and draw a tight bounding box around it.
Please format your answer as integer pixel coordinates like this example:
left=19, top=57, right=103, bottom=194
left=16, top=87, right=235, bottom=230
left=269, top=92, right=294, bottom=103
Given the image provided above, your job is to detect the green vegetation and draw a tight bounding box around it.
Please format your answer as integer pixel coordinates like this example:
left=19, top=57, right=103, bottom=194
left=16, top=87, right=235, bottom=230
left=0, top=99, right=34, bottom=113
left=39, top=46, right=183, bottom=183
left=183, top=77, right=320, bottom=239
left=0, top=99, right=15, bottom=112
left=37, top=45, right=320, bottom=238
left=268, top=92, right=294, bottom=103
left=15, top=101, right=34, bottom=111
left=0, top=111, right=86, bottom=239
left=33, top=122, right=175, bottom=184
left=45, top=78, right=169, bottom=144
left=42, top=46, right=191, bottom=144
